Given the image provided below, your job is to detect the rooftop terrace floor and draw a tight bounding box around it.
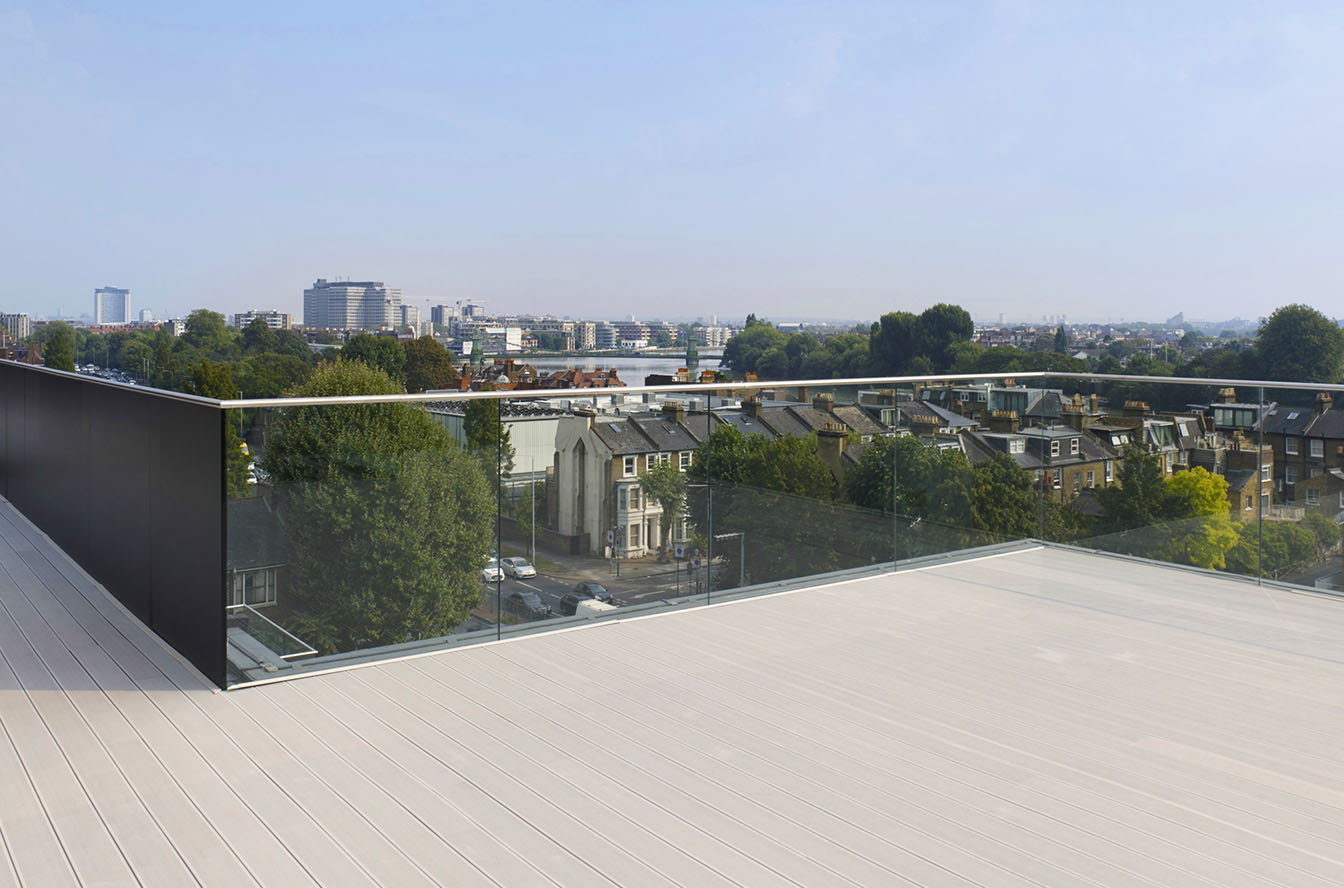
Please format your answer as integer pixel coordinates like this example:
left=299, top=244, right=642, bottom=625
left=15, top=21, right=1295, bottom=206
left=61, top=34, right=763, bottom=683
left=2, top=496, right=1343, bottom=887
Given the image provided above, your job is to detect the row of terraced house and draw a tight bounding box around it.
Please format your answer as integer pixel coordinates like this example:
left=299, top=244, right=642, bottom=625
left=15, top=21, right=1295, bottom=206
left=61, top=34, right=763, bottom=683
left=547, top=383, right=1330, bottom=559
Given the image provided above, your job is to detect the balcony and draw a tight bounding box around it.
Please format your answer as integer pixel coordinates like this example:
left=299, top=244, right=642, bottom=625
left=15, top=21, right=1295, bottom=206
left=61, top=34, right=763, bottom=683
left=3, top=360, right=1344, bottom=884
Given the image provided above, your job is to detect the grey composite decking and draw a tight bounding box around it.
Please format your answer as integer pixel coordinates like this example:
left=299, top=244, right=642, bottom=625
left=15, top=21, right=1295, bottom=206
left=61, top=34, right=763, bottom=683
left=1, top=495, right=1344, bottom=887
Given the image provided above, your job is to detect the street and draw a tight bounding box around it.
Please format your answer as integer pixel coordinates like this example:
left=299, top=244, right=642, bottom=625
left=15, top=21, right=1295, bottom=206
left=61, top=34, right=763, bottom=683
left=482, top=559, right=710, bottom=619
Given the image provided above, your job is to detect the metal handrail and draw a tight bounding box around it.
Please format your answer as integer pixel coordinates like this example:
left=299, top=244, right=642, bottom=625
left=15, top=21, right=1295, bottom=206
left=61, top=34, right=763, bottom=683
left=11, top=357, right=1344, bottom=410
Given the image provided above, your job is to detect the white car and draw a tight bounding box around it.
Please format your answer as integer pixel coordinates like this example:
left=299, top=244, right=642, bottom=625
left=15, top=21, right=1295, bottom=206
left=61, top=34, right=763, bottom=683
left=480, top=559, right=505, bottom=583
left=500, top=556, right=536, bottom=579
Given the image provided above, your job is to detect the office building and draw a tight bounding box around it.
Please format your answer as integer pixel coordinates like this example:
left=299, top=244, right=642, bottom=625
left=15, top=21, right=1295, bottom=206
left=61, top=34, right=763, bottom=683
left=430, top=304, right=454, bottom=326
left=233, top=309, right=293, bottom=330
left=397, top=304, right=420, bottom=330
left=94, top=286, right=130, bottom=325
left=138, top=309, right=155, bottom=323
left=302, top=279, right=401, bottom=329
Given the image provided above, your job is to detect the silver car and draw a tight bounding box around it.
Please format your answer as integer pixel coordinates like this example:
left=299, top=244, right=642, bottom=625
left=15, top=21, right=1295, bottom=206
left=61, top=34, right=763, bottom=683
left=500, top=556, right=536, bottom=579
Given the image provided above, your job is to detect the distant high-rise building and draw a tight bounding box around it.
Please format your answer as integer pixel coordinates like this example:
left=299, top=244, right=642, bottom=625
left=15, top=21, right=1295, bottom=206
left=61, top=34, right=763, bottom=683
left=94, top=287, right=130, bottom=325
left=302, top=279, right=401, bottom=329
left=398, top=305, right=420, bottom=329
left=233, top=309, right=293, bottom=330
left=430, top=304, right=454, bottom=326
left=1, top=313, right=32, bottom=343
left=138, top=309, right=155, bottom=323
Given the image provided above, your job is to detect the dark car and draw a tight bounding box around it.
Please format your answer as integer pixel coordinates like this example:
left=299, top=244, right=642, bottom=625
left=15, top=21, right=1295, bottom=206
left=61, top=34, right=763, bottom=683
left=503, top=590, right=551, bottom=621
left=573, top=582, right=612, bottom=603
left=558, top=582, right=614, bottom=616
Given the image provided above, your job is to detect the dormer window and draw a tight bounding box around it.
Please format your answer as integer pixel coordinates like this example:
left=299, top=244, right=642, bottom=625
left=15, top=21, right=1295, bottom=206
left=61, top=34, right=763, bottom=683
left=1008, top=438, right=1025, bottom=454
left=1069, top=438, right=1079, bottom=455
left=1050, top=439, right=1060, bottom=457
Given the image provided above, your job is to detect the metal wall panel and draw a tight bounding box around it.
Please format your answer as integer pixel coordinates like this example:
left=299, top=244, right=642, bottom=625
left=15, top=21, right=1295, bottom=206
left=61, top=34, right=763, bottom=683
left=0, top=362, right=225, bottom=686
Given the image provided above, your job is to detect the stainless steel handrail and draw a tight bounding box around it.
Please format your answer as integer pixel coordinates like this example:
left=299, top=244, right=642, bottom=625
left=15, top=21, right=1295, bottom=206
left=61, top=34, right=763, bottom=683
left=10, top=357, right=1341, bottom=410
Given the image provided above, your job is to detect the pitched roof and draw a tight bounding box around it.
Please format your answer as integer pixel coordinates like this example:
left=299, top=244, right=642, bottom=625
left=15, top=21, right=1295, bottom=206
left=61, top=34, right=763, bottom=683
left=628, top=416, right=700, bottom=452
left=830, top=405, right=885, bottom=436
left=590, top=419, right=658, bottom=455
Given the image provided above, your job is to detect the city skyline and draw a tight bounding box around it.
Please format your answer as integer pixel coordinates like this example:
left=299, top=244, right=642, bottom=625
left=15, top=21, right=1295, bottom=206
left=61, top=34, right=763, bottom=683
left=4, top=3, right=1343, bottom=323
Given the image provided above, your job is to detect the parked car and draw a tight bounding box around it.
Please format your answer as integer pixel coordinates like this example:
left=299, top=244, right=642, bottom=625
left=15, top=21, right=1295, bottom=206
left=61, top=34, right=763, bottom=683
left=559, top=582, right=615, bottom=616
left=480, top=559, right=505, bottom=583
left=572, top=581, right=612, bottom=603
left=500, top=556, right=536, bottom=579
left=503, top=590, right=551, bottom=620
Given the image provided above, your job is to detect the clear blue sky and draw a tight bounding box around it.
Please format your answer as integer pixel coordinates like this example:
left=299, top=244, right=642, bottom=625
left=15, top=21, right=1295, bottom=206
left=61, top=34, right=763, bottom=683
left=3, top=1, right=1342, bottom=324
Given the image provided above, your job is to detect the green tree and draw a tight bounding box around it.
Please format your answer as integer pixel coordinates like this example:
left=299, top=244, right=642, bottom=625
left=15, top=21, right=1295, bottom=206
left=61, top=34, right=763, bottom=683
left=1053, top=326, right=1068, bottom=353
left=241, top=317, right=279, bottom=355
left=721, top=322, right=787, bottom=374
left=403, top=336, right=458, bottom=393
left=260, top=360, right=494, bottom=653
left=1163, top=468, right=1238, bottom=570
left=341, top=333, right=406, bottom=384
left=236, top=353, right=313, bottom=399
left=869, top=311, right=918, bottom=374
left=1256, top=304, right=1344, bottom=383
left=914, top=303, right=974, bottom=372
left=686, top=426, right=861, bottom=585
left=182, top=309, right=238, bottom=360
left=183, top=360, right=253, bottom=499
left=273, top=329, right=317, bottom=362
left=1094, top=447, right=1173, bottom=533
left=42, top=322, right=76, bottom=371
left=755, top=346, right=790, bottom=379
left=532, top=331, right=568, bottom=351
left=463, top=395, right=515, bottom=477
left=638, top=462, right=687, bottom=560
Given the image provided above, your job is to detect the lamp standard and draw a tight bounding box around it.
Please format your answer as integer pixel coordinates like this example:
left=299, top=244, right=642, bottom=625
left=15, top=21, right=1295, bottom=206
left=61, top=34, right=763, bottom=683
left=713, top=532, right=745, bottom=589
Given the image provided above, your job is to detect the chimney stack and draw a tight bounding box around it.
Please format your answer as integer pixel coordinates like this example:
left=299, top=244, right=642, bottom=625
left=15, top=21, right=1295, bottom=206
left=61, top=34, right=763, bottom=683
left=1316, top=392, right=1333, bottom=415
left=1217, top=387, right=1237, bottom=404
left=816, top=422, right=849, bottom=484
left=742, top=397, right=763, bottom=419
left=661, top=401, right=685, bottom=422
left=1123, top=400, right=1150, bottom=418
left=988, top=410, right=1020, bottom=434
left=812, top=392, right=835, bottom=412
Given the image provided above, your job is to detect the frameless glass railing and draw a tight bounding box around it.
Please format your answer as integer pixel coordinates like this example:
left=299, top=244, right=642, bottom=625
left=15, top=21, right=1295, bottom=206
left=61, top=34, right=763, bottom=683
left=215, top=369, right=1344, bottom=686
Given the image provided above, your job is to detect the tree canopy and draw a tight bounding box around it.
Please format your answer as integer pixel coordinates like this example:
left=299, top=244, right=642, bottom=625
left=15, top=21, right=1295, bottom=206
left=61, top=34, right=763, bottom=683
left=1256, top=303, right=1344, bottom=383
left=260, top=360, right=494, bottom=654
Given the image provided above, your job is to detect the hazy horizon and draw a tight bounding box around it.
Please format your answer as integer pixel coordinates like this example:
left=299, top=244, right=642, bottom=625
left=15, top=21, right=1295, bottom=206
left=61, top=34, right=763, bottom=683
left=4, top=2, right=1342, bottom=324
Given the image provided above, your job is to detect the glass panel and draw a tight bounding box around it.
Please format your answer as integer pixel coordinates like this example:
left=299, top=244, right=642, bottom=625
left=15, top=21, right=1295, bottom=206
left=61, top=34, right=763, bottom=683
left=1052, top=376, right=1279, bottom=584
left=225, top=396, right=501, bottom=685
left=220, top=369, right=1344, bottom=686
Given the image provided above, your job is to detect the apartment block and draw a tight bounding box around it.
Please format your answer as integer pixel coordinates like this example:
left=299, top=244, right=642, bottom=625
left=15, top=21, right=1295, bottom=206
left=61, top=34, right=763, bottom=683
left=232, top=309, right=293, bottom=330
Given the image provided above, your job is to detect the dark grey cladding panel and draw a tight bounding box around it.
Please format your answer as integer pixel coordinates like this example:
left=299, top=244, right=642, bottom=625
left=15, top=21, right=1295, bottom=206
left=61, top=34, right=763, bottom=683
left=0, top=362, right=225, bottom=687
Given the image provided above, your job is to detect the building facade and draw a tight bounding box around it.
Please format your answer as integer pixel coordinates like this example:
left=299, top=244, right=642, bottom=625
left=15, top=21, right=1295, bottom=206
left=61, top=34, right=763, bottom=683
left=302, top=279, right=402, bottom=329
left=94, top=287, right=130, bottom=326
left=1, top=313, right=32, bottom=343
left=232, top=309, right=293, bottom=330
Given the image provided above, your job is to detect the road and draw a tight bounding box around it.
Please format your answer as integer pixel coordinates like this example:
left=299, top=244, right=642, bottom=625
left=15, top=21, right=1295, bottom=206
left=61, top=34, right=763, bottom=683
left=484, top=564, right=703, bottom=619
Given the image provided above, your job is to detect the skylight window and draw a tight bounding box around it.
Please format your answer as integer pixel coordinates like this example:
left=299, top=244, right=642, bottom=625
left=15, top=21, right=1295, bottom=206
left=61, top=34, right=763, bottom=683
left=1287, top=412, right=1299, bottom=420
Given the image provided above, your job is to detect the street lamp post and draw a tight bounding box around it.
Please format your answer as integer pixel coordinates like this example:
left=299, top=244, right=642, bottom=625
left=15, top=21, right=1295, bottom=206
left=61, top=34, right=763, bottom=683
left=713, top=531, right=745, bottom=589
